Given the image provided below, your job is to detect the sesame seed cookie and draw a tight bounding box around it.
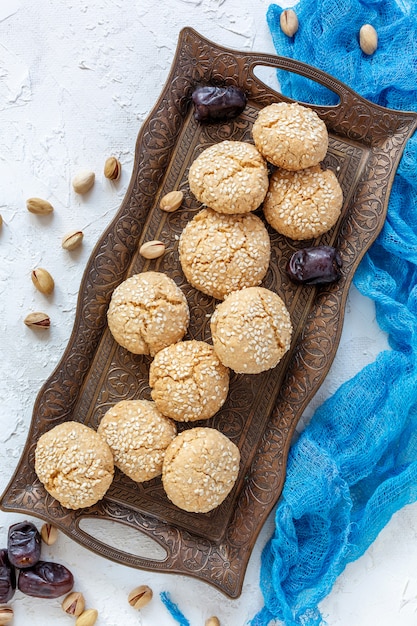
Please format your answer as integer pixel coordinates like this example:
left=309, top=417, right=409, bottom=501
left=162, top=427, right=240, bottom=513
left=178, top=208, right=271, bottom=300
left=252, top=102, right=329, bottom=170
left=210, top=286, right=292, bottom=374
left=107, top=271, right=190, bottom=356
left=149, top=340, right=230, bottom=422
left=97, top=400, right=177, bottom=483
left=188, top=140, right=269, bottom=214
left=263, top=165, right=343, bottom=241
left=34, top=421, right=114, bottom=510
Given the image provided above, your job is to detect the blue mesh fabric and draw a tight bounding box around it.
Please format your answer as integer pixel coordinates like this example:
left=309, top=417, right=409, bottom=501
left=251, top=1, right=417, bottom=624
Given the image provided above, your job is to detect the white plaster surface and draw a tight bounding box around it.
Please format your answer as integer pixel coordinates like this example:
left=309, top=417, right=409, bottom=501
left=1, top=1, right=417, bottom=625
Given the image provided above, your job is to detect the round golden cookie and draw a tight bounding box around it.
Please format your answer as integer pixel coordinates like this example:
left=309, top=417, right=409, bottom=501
left=252, top=101, right=329, bottom=170
left=162, top=427, right=240, bottom=513
left=263, top=165, right=343, bottom=241
left=97, top=400, right=177, bottom=483
left=188, top=140, right=269, bottom=214
left=34, top=421, right=114, bottom=510
left=107, top=271, right=190, bottom=356
left=210, top=286, right=292, bottom=374
left=149, top=340, right=230, bottom=422
left=178, top=208, right=271, bottom=300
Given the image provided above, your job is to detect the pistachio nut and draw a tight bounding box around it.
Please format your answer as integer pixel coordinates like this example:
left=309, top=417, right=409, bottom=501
left=0, top=605, right=13, bottom=625
left=205, top=618, right=220, bottom=626
left=104, top=156, right=121, bottom=180
left=62, top=591, right=86, bottom=617
left=128, top=584, right=153, bottom=609
left=160, top=190, right=183, bottom=213
left=72, top=170, right=95, bottom=194
left=31, top=268, right=54, bottom=295
left=280, top=9, right=299, bottom=37
left=41, top=523, right=58, bottom=545
left=24, top=312, right=51, bottom=329
left=26, top=197, right=54, bottom=215
left=75, top=608, right=98, bottom=626
left=62, top=229, right=84, bottom=250
left=359, top=24, right=378, bottom=55
left=139, top=240, right=165, bottom=259
left=0, top=214, right=3, bottom=228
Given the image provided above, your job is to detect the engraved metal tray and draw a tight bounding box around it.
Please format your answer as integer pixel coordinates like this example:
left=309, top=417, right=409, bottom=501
left=2, top=27, right=416, bottom=598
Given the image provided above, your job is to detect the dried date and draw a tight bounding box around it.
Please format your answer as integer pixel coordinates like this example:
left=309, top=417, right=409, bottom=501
left=0, top=549, right=16, bottom=603
left=192, top=85, right=247, bottom=122
left=287, top=245, right=342, bottom=285
left=7, top=521, right=41, bottom=569
left=18, top=560, right=74, bottom=598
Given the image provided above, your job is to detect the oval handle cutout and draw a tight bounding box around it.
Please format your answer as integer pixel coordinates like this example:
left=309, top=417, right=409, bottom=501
left=78, top=517, right=167, bottom=561
left=252, top=63, right=341, bottom=107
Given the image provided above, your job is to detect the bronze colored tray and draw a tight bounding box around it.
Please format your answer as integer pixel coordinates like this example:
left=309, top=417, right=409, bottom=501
left=2, top=27, right=417, bottom=598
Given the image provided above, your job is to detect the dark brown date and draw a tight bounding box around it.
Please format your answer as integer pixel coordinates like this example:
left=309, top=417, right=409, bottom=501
left=192, top=85, right=247, bottom=122
left=7, top=521, right=41, bottom=569
left=0, top=548, right=16, bottom=603
left=287, top=245, right=342, bottom=285
left=18, top=561, right=74, bottom=598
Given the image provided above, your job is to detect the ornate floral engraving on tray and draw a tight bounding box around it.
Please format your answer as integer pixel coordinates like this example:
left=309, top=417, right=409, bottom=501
left=2, top=27, right=417, bottom=597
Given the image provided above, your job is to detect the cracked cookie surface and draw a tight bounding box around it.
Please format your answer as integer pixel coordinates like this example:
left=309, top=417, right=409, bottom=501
left=107, top=271, right=190, bottom=356
left=98, top=400, right=177, bottom=483
left=263, top=165, right=343, bottom=240
left=252, top=101, right=328, bottom=170
left=149, top=340, right=230, bottom=422
left=34, top=421, right=114, bottom=510
left=188, top=140, right=269, bottom=214
left=162, top=427, right=240, bottom=513
left=210, top=286, right=293, bottom=374
left=178, top=208, right=271, bottom=300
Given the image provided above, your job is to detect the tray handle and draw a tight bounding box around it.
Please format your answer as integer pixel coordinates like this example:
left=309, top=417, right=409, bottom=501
left=245, top=51, right=352, bottom=109
left=73, top=515, right=177, bottom=572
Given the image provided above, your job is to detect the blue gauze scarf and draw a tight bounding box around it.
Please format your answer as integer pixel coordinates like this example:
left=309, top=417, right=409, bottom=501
left=250, top=1, right=417, bottom=625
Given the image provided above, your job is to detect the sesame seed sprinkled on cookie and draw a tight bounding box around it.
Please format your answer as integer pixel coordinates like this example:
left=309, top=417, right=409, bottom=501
left=149, top=340, right=229, bottom=422
left=34, top=422, right=114, bottom=510
left=210, top=286, right=293, bottom=374
left=263, top=165, right=343, bottom=240
left=179, top=208, right=271, bottom=300
left=97, top=400, right=177, bottom=483
left=107, top=271, right=190, bottom=356
left=162, top=427, right=240, bottom=513
left=252, top=102, right=328, bottom=171
left=188, top=140, right=269, bottom=215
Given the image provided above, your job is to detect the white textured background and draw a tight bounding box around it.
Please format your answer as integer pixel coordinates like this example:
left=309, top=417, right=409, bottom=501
left=1, top=0, right=417, bottom=624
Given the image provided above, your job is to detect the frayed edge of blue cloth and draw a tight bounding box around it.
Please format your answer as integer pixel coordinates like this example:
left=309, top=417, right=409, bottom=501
left=160, top=591, right=191, bottom=626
